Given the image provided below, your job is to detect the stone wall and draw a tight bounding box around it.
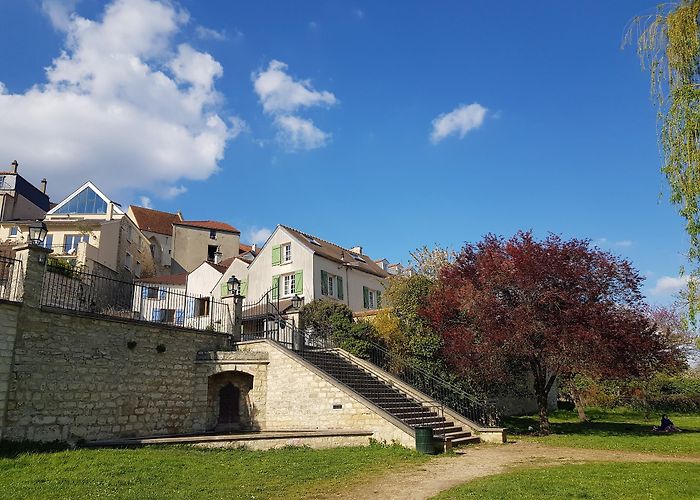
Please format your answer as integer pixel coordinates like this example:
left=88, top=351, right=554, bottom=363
left=0, top=301, right=20, bottom=440
left=235, top=341, right=415, bottom=447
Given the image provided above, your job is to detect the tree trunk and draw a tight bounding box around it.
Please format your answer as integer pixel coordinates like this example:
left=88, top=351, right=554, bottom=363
left=571, top=386, right=588, bottom=422
left=535, top=391, right=549, bottom=434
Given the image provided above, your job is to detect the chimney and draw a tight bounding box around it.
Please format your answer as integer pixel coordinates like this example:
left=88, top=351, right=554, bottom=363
left=10, top=160, right=18, bottom=173
left=40, top=178, right=47, bottom=194
left=251, top=244, right=257, bottom=252
left=350, top=246, right=363, bottom=255
left=176, top=210, right=183, bottom=221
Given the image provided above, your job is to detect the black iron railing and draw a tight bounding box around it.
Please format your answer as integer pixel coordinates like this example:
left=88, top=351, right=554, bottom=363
left=41, top=264, right=232, bottom=333
left=291, top=328, right=499, bottom=427
left=0, top=255, right=23, bottom=302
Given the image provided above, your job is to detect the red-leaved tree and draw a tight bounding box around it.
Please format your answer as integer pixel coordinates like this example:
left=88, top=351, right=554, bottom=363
left=425, top=232, right=679, bottom=434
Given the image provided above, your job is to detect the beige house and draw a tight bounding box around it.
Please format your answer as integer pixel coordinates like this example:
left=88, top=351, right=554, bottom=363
left=171, top=220, right=240, bottom=274
left=36, top=181, right=155, bottom=280
left=243, top=225, right=389, bottom=313
left=128, top=206, right=183, bottom=275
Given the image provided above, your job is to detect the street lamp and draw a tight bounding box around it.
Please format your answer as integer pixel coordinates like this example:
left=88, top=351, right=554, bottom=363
left=28, top=221, right=48, bottom=246
left=291, top=294, right=303, bottom=309
left=226, top=275, right=241, bottom=297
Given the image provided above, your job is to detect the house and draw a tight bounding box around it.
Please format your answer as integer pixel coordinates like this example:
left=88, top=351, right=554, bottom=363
left=0, top=161, right=50, bottom=223
left=133, top=261, right=231, bottom=332
left=171, top=220, right=240, bottom=274
left=243, top=225, right=389, bottom=313
left=127, top=206, right=183, bottom=275
left=39, top=181, right=155, bottom=279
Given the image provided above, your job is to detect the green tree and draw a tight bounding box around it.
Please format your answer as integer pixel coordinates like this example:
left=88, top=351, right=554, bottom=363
left=628, top=1, right=700, bottom=318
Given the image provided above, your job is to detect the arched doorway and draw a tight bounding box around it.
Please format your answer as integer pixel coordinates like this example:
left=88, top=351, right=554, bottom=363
left=218, top=383, right=240, bottom=426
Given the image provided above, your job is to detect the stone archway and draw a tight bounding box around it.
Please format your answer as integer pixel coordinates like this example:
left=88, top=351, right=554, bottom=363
left=207, top=371, right=255, bottom=432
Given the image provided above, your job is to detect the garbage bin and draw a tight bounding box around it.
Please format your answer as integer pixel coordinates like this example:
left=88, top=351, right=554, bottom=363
left=415, top=426, right=437, bottom=454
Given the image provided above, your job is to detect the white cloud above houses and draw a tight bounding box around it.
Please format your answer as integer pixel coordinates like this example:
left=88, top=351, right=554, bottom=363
left=195, top=25, right=228, bottom=41
left=430, top=103, right=488, bottom=144
left=252, top=60, right=337, bottom=151
left=649, top=275, right=690, bottom=296
left=0, top=0, right=241, bottom=199
left=245, top=226, right=273, bottom=246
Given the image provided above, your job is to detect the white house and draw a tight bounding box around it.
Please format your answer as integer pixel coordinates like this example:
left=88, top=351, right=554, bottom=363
left=242, top=225, right=389, bottom=313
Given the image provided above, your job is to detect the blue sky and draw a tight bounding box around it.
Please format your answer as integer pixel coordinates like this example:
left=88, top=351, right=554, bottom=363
left=0, top=0, right=689, bottom=302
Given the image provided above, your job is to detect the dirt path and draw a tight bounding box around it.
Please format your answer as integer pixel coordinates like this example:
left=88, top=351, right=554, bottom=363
left=325, top=442, right=700, bottom=500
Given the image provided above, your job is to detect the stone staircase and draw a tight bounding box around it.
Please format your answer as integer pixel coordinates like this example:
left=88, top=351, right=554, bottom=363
left=298, top=347, right=480, bottom=447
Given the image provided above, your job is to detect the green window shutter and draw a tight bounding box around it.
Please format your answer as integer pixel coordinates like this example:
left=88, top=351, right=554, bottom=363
left=220, top=282, right=228, bottom=297
left=363, top=286, right=369, bottom=309
left=377, top=290, right=382, bottom=308
left=295, top=271, right=303, bottom=294
left=271, top=245, right=281, bottom=266
left=241, top=280, right=248, bottom=297
left=321, top=270, right=328, bottom=295
left=272, top=275, right=280, bottom=299
left=337, top=276, right=344, bottom=300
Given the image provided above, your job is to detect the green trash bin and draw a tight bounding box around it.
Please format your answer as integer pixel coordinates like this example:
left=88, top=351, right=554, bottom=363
left=415, top=426, right=436, bottom=454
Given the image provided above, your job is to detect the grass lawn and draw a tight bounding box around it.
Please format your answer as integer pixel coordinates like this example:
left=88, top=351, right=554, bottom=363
left=0, top=442, right=428, bottom=499
left=505, top=408, right=700, bottom=456
left=434, top=462, right=700, bottom=499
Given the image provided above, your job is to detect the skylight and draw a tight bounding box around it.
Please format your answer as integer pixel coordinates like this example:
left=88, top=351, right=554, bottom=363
left=55, top=187, right=107, bottom=215
left=353, top=255, right=366, bottom=263
left=306, top=236, right=321, bottom=246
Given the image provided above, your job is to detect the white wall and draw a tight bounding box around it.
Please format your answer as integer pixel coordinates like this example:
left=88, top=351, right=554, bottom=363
left=187, top=263, right=223, bottom=298
left=313, top=255, right=387, bottom=312
left=246, top=227, right=314, bottom=302
left=212, top=259, right=250, bottom=301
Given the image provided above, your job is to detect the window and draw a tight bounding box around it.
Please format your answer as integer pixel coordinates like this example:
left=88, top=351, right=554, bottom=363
left=283, top=273, right=296, bottom=296
left=209, top=229, right=217, bottom=240
left=363, top=286, right=381, bottom=310
left=135, top=261, right=141, bottom=276
left=125, top=225, right=132, bottom=242
left=327, top=274, right=335, bottom=297
left=147, top=286, right=159, bottom=299
left=9, top=226, right=18, bottom=237
left=54, top=186, right=108, bottom=214
left=196, top=297, right=211, bottom=317
left=43, top=234, right=53, bottom=249
left=159, top=309, right=175, bottom=323
left=283, top=243, right=292, bottom=263
left=64, top=234, right=88, bottom=254
left=207, top=245, right=218, bottom=262
left=125, top=252, right=132, bottom=270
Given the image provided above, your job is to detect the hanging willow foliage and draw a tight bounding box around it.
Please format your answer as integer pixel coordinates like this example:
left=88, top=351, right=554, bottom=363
left=626, top=1, right=700, bottom=319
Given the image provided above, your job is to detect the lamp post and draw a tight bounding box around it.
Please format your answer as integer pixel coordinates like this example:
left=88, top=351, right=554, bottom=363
left=227, top=275, right=241, bottom=297
left=227, top=275, right=243, bottom=345
left=28, top=221, right=48, bottom=246
left=291, top=294, right=303, bottom=310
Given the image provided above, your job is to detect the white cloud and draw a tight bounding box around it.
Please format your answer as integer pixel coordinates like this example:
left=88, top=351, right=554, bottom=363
left=41, top=0, right=79, bottom=31
left=246, top=227, right=273, bottom=246
left=252, top=60, right=337, bottom=114
left=650, top=275, right=690, bottom=296
left=252, top=60, right=336, bottom=151
left=0, top=0, right=238, bottom=199
left=195, top=25, right=227, bottom=41
left=595, top=238, right=633, bottom=248
left=275, top=115, right=329, bottom=151
left=430, top=103, right=488, bottom=144
left=139, top=196, right=152, bottom=208
left=163, top=185, right=187, bottom=198
left=355, top=9, right=365, bottom=19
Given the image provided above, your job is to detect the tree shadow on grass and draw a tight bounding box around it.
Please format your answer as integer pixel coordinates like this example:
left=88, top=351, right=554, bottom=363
left=0, top=440, right=72, bottom=459
left=505, top=414, right=700, bottom=438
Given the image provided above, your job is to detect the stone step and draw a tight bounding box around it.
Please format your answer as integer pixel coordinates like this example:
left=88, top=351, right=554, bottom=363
left=449, top=435, right=481, bottom=447
left=443, top=430, right=472, bottom=440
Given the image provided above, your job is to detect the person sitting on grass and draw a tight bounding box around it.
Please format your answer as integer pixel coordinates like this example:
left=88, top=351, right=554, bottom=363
left=653, top=414, right=681, bottom=433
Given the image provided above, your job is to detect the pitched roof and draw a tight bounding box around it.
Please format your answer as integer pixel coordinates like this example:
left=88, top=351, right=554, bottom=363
left=173, top=220, right=240, bottom=233
left=280, top=225, right=389, bottom=278
left=239, top=243, right=253, bottom=253
left=130, top=206, right=182, bottom=236
left=47, top=181, right=124, bottom=216
left=136, top=272, right=188, bottom=285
